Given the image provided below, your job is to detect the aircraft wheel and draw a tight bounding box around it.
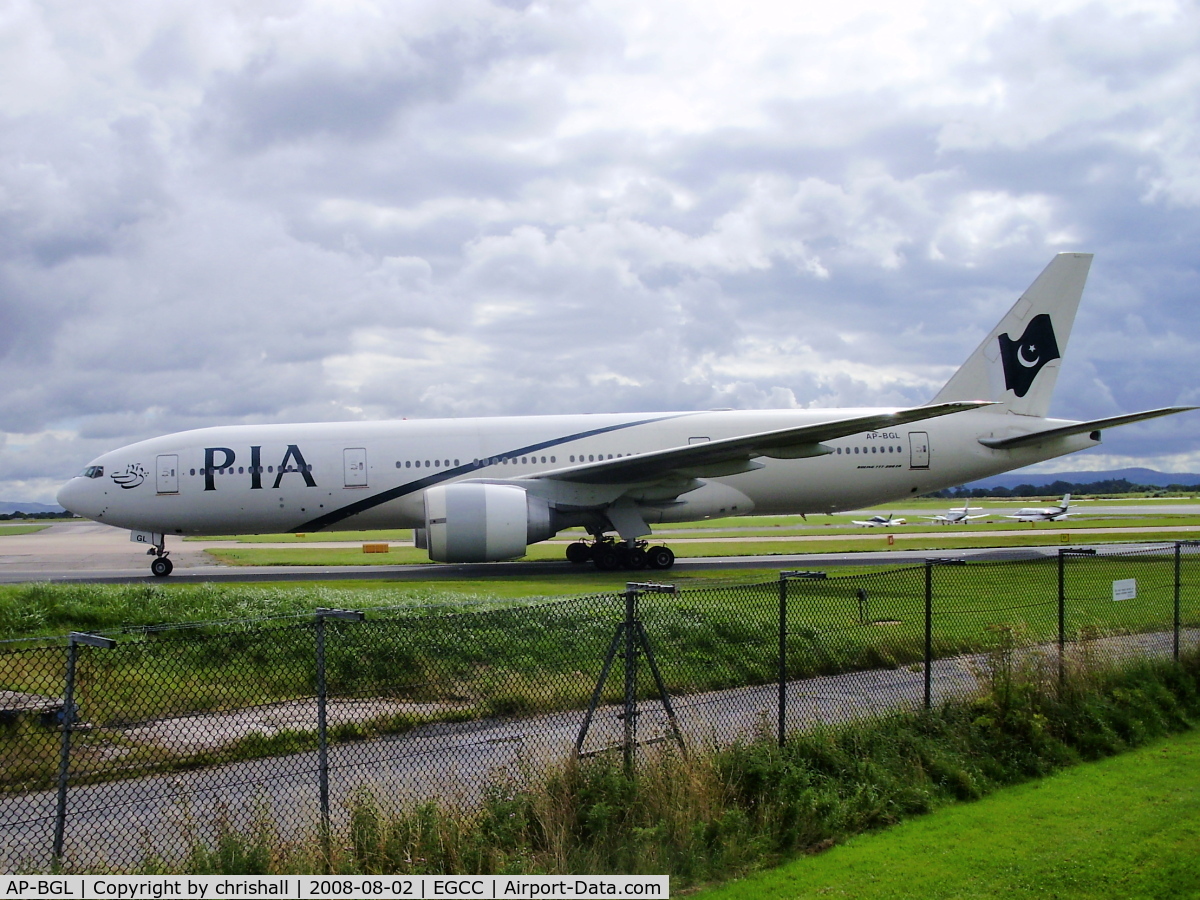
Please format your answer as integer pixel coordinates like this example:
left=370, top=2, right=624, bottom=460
left=646, top=546, right=674, bottom=569
left=150, top=557, right=173, bottom=578
left=593, top=546, right=621, bottom=571
left=566, top=542, right=591, bottom=564
left=622, top=547, right=648, bottom=570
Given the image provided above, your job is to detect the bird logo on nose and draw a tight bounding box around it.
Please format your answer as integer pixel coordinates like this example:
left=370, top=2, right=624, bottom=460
left=111, top=463, right=148, bottom=489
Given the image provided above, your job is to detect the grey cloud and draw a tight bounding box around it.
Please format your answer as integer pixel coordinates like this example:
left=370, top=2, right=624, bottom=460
left=5, top=0, right=1200, bottom=502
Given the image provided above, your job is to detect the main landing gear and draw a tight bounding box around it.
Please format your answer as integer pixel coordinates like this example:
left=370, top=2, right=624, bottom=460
left=148, top=539, right=173, bottom=578
left=566, top=538, right=675, bottom=571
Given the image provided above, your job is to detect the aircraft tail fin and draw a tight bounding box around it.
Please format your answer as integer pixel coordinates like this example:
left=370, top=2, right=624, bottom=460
left=1060, top=493, right=1071, bottom=508
left=930, top=253, right=1093, bottom=418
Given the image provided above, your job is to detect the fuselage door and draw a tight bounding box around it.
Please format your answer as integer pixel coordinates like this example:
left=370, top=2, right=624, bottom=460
left=344, top=448, right=368, bottom=488
left=156, top=455, right=179, bottom=494
left=908, top=432, right=930, bottom=469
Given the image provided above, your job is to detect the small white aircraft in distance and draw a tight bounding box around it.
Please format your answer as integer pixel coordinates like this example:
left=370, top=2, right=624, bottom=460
left=58, top=253, right=1197, bottom=576
left=852, top=514, right=907, bottom=527
left=1004, top=494, right=1073, bottom=522
left=922, top=506, right=989, bottom=524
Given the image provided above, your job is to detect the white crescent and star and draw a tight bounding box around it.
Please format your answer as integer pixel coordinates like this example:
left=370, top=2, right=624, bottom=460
left=1018, top=343, right=1041, bottom=367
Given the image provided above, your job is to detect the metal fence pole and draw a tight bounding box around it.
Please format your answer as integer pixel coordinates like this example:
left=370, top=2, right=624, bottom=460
left=778, top=575, right=787, bottom=747
left=1176, top=543, right=1183, bottom=662
left=924, top=562, right=932, bottom=710
left=623, top=585, right=639, bottom=775
left=315, top=608, right=364, bottom=866
left=53, top=633, right=115, bottom=864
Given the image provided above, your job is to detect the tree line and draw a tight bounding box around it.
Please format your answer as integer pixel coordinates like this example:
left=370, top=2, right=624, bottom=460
left=928, top=478, right=1200, bottom=500
left=0, top=510, right=75, bottom=520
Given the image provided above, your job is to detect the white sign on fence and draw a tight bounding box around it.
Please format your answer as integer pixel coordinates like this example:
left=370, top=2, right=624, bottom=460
left=1112, top=578, right=1137, bottom=602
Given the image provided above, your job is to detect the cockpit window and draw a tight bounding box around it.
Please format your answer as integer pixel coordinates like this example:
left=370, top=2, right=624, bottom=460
left=79, top=466, right=104, bottom=479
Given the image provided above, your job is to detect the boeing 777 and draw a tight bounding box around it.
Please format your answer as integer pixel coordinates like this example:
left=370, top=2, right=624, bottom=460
left=57, top=253, right=1195, bottom=576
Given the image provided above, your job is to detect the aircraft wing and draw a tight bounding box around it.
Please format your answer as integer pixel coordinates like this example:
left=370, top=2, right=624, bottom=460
left=526, top=401, right=994, bottom=487
left=979, top=407, right=1196, bottom=450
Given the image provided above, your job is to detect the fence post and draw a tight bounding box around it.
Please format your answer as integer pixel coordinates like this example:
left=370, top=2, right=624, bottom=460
left=924, top=561, right=932, bottom=710
left=315, top=608, right=364, bottom=867
left=1176, top=542, right=1182, bottom=662
left=623, top=585, right=639, bottom=775
left=778, top=575, right=787, bottom=748
left=1058, top=549, right=1095, bottom=686
left=53, top=632, right=115, bottom=865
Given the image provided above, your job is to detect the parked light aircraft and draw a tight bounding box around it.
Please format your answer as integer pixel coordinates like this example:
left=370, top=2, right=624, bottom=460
left=852, top=514, right=907, bottom=527
left=1004, top=494, right=1073, bottom=522
left=57, top=253, right=1195, bottom=576
left=922, top=506, right=989, bottom=524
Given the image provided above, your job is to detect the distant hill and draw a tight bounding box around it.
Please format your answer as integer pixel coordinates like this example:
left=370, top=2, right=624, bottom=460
left=0, top=501, right=67, bottom=515
left=961, top=468, right=1200, bottom=491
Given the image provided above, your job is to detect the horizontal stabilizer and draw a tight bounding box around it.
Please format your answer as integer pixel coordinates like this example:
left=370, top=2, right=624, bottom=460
left=978, top=406, right=1197, bottom=450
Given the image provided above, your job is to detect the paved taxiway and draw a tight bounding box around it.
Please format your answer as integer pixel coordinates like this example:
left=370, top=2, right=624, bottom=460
left=1, top=517, right=1197, bottom=583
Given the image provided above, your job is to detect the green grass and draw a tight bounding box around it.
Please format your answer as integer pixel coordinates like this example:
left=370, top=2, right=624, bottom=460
left=696, top=727, right=1200, bottom=900
left=0, top=570, right=796, bottom=641
left=0, top=525, right=50, bottom=536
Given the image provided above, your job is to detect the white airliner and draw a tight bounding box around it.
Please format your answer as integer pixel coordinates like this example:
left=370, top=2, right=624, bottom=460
left=922, top=506, right=989, bottom=524
left=1004, top=494, right=1074, bottom=522
left=851, top=514, right=907, bottom=527
left=57, top=253, right=1194, bottom=576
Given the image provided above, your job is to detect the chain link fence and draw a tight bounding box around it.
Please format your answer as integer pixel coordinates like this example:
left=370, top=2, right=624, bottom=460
left=1, top=542, right=1197, bottom=871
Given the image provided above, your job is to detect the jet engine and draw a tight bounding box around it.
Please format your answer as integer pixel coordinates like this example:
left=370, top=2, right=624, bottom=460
left=423, top=483, right=556, bottom=563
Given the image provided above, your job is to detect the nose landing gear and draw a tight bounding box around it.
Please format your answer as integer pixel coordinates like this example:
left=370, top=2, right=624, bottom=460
left=148, top=540, right=173, bottom=577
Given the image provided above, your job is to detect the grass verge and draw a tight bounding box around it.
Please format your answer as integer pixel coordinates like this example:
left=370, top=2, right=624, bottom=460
left=0, top=525, right=50, bottom=537
left=696, top=728, right=1200, bottom=899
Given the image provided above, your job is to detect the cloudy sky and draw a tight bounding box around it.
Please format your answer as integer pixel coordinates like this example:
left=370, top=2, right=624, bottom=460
left=2, top=0, right=1199, bottom=502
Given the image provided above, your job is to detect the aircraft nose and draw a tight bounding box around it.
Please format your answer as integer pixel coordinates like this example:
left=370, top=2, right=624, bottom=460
left=57, top=477, right=92, bottom=518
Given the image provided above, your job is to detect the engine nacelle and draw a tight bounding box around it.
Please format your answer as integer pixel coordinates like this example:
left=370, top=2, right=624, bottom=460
left=424, top=483, right=555, bottom=563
